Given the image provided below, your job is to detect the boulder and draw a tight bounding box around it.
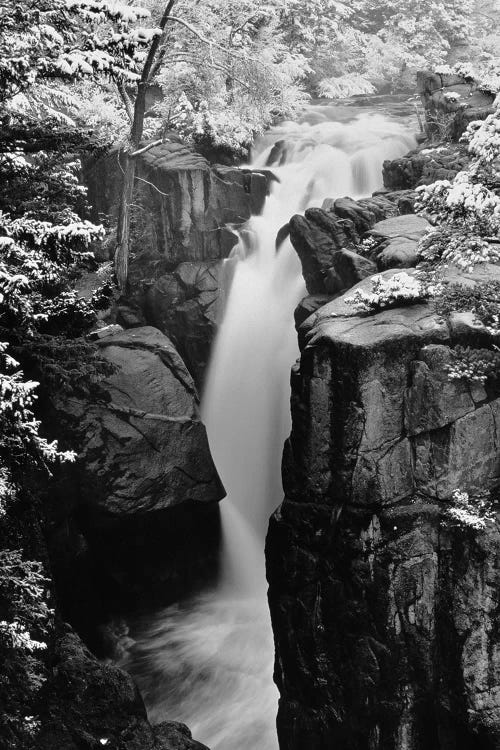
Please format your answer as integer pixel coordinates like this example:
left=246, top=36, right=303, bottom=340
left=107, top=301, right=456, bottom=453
left=54, top=326, right=224, bottom=518
left=145, top=261, right=223, bottom=386
left=377, top=238, right=419, bottom=268
left=369, top=214, right=430, bottom=242
left=366, top=215, right=429, bottom=270
left=383, top=145, right=469, bottom=190
left=327, top=195, right=396, bottom=234
left=36, top=626, right=210, bottom=750
left=289, top=209, right=375, bottom=295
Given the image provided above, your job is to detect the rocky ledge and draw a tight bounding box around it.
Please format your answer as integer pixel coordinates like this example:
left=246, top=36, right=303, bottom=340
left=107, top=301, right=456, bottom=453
left=86, top=138, right=273, bottom=385
left=47, top=326, right=224, bottom=643
left=417, top=69, right=496, bottom=140
left=267, top=265, right=500, bottom=749
left=292, top=206, right=429, bottom=327
left=36, top=625, right=209, bottom=750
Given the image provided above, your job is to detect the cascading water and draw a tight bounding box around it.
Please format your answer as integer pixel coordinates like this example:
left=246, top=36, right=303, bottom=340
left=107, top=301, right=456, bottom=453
left=119, top=103, right=416, bottom=750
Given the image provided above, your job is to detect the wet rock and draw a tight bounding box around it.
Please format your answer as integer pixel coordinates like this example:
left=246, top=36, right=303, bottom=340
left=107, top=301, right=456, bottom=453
left=128, top=142, right=270, bottom=267
left=54, top=326, right=224, bottom=519
left=36, top=627, right=210, bottom=750
left=295, top=294, right=334, bottom=329
left=154, top=722, right=210, bottom=750
left=328, top=196, right=394, bottom=234
left=383, top=145, right=469, bottom=190
left=266, top=139, right=288, bottom=167
left=268, top=263, right=500, bottom=749
left=289, top=210, right=375, bottom=295
left=145, top=261, right=223, bottom=386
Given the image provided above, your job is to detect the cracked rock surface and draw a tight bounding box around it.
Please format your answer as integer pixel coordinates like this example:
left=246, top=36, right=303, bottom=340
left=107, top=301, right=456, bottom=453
left=267, top=265, right=500, bottom=750
left=53, top=326, right=224, bottom=518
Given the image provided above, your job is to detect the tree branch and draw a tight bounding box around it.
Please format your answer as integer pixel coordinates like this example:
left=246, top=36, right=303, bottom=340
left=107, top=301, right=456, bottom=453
left=130, top=138, right=164, bottom=157
left=166, top=16, right=277, bottom=68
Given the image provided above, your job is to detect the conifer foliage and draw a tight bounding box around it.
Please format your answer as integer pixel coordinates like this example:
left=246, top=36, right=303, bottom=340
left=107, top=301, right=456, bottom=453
left=0, top=3, right=143, bottom=743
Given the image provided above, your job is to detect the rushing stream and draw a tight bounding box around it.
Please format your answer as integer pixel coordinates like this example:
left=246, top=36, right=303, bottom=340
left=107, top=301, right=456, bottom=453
left=119, top=101, right=417, bottom=750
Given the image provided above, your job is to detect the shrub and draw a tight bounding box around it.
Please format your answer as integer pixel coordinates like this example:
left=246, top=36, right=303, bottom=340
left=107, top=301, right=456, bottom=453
left=344, top=271, right=432, bottom=313
left=446, top=345, right=500, bottom=384
left=434, top=280, right=500, bottom=334
left=417, top=226, right=500, bottom=272
left=444, top=489, right=495, bottom=531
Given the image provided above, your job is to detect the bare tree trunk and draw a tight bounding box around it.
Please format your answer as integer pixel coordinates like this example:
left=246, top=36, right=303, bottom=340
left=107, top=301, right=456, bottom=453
left=115, top=83, right=146, bottom=291
left=114, top=152, right=136, bottom=291
left=114, top=0, right=177, bottom=291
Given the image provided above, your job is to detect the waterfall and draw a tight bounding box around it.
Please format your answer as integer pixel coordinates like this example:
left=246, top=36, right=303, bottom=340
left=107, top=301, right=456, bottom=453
left=119, top=104, right=416, bottom=750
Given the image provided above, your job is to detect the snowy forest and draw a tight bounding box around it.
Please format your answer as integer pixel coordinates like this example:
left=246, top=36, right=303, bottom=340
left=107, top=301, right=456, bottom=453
left=1, top=1, right=500, bottom=749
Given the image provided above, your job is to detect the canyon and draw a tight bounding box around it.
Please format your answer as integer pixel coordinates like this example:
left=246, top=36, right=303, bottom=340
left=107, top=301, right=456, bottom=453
left=43, top=72, right=499, bottom=750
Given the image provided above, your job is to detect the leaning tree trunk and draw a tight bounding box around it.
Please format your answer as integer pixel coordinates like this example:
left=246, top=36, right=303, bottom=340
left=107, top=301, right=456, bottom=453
left=114, top=82, right=146, bottom=292
left=114, top=0, right=177, bottom=292
left=115, top=152, right=136, bottom=292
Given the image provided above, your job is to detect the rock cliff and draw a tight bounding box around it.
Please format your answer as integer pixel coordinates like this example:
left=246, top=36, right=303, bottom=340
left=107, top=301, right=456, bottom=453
left=267, top=268, right=500, bottom=749
left=47, top=325, right=224, bottom=645
left=86, top=139, right=272, bottom=385
left=417, top=70, right=496, bottom=140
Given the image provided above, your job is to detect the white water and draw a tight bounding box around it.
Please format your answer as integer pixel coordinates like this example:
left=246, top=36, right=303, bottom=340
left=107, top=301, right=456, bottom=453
left=120, top=104, right=416, bottom=750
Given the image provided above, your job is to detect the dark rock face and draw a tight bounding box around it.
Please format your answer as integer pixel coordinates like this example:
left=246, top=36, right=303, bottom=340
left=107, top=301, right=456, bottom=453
left=267, top=267, right=500, bottom=750
left=130, top=144, right=270, bottom=265
left=54, top=326, right=223, bottom=519
left=144, top=261, right=223, bottom=387
left=85, top=140, right=273, bottom=385
left=37, top=627, right=210, bottom=750
left=47, top=326, right=223, bottom=643
left=383, top=145, right=470, bottom=190
left=417, top=70, right=496, bottom=140
left=125, top=144, right=272, bottom=385
left=289, top=194, right=423, bottom=300
left=289, top=196, right=401, bottom=295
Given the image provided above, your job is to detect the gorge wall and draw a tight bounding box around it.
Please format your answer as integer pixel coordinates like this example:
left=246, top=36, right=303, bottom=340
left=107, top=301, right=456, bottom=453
left=86, top=137, right=272, bottom=386
left=266, top=72, right=500, bottom=750
left=267, top=270, right=500, bottom=749
left=46, top=324, right=224, bottom=651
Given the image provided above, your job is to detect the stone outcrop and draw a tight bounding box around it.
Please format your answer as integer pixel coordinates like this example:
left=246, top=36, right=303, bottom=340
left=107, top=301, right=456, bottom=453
left=267, top=265, right=500, bottom=749
left=86, top=138, right=273, bottom=385
left=47, top=325, right=223, bottom=643
left=54, top=325, right=223, bottom=519
left=368, top=214, right=430, bottom=270
left=143, top=261, right=223, bottom=387
left=36, top=626, right=209, bottom=750
left=289, top=196, right=428, bottom=325
left=288, top=195, right=402, bottom=296
left=382, top=144, right=469, bottom=190
left=417, top=70, right=496, bottom=140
